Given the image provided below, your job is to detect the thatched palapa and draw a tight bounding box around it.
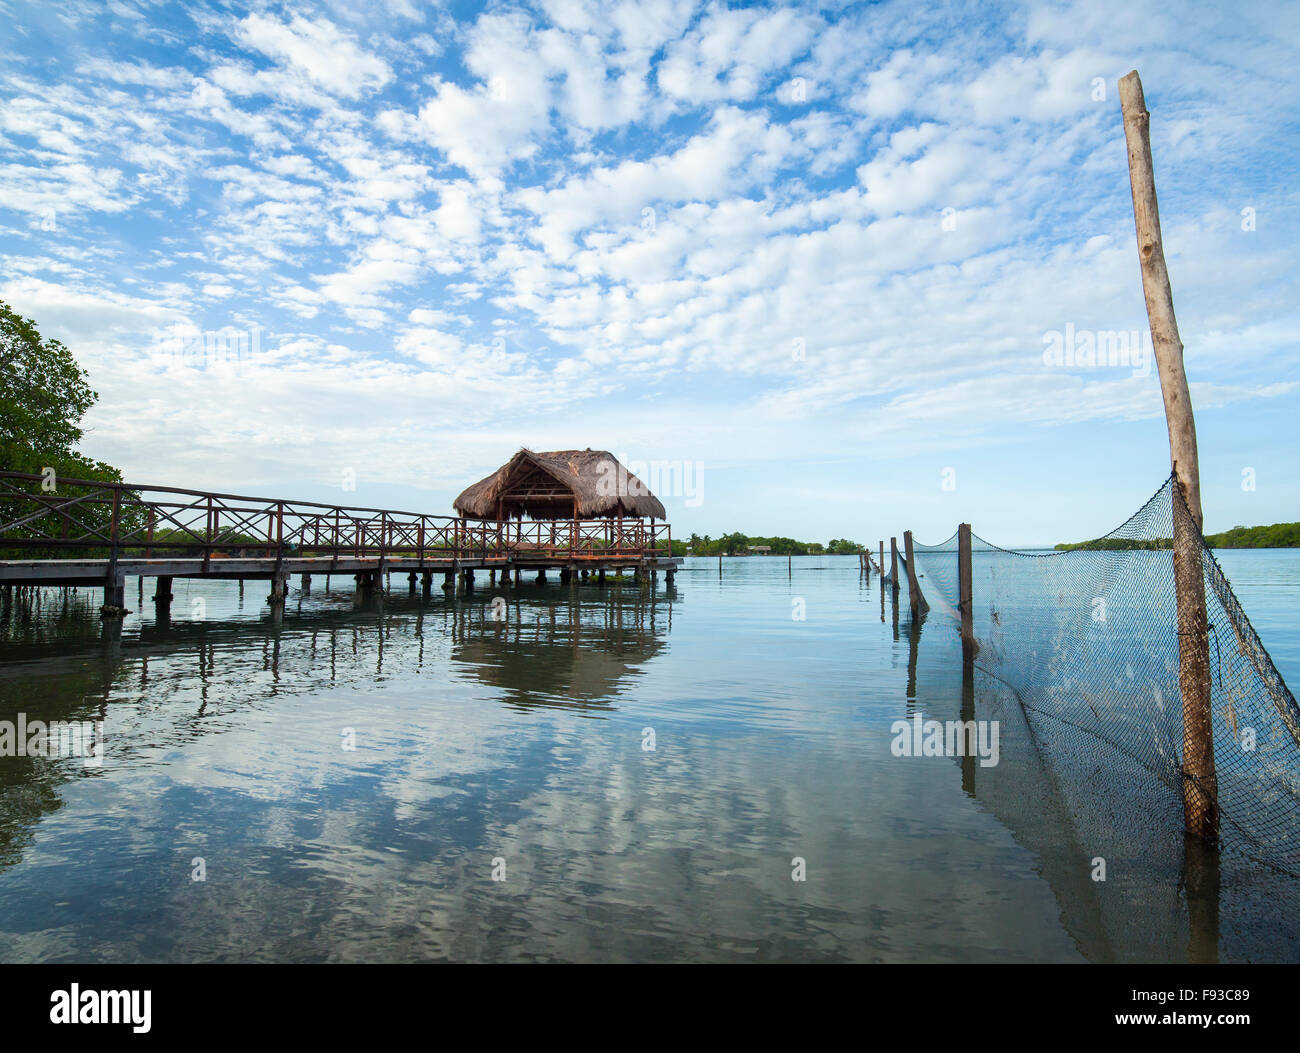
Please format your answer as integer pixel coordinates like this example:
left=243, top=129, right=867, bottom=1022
left=453, top=448, right=666, bottom=521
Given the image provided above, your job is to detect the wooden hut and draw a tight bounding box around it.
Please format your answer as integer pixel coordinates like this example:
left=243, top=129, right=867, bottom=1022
left=453, top=448, right=666, bottom=523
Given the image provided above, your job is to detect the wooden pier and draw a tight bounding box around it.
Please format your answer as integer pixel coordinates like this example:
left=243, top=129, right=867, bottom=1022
left=0, top=471, right=681, bottom=615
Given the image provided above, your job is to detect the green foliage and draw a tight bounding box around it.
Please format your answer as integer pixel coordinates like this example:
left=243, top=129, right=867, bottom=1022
left=1053, top=536, right=1173, bottom=551
left=1204, top=522, right=1300, bottom=549
left=0, top=300, right=120, bottom=483
left=0, top=301, right=129, bottom=558
left=1054, top=522, right=1300, bottom=551
left=682, top=531, right=863, bottom=556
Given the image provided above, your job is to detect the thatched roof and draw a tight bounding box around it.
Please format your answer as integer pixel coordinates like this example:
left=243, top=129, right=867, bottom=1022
left=453, top=448, right=667, bottom=521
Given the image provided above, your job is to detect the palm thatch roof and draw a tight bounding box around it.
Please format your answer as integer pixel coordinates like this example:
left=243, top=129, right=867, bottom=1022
left=453, top=448, right=667, bottom=521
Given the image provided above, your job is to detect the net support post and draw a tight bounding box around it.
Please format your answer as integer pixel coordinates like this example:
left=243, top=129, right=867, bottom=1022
left=958, top=523, right=978, bottom=661
left=1120, top=69, right=1217, bottom=843
left=902, top=531, right=928, bottom=617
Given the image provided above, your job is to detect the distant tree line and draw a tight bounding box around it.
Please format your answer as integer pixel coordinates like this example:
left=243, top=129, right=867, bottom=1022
left=1055, top=522, right=1300, bottom=551
left=679, top=532, right=863, bottom=556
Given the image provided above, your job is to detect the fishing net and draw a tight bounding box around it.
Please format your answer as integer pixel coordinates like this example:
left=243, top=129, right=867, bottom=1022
left=904, top=474, right=1300, bottom=958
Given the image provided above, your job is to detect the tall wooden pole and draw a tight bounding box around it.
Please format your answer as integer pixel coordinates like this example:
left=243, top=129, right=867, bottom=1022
left=889, top=537, right=899, bottom=588
left=958, top=523, right=977, bottom=661
left=902, top=530, right=928, bottom=617
left=1119, top=69, right=1217, bottom=842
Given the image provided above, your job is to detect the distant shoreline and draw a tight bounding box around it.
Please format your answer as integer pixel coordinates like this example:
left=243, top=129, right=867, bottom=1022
left=1055, top=522, right=1300, bottom=552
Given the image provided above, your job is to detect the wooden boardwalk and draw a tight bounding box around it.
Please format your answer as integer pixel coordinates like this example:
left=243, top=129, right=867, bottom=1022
left=0, top=471, right=681, bottom=614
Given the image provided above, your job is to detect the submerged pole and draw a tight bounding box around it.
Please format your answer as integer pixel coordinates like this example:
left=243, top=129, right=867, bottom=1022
left=1120, top=69, right=1217, bottom=843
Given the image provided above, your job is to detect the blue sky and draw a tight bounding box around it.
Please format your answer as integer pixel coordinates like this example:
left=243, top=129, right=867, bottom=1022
left=1, top=0, right=1296, bottom=546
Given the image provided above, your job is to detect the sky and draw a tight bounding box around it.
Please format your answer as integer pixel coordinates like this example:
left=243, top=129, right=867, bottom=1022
left=0, top=0, right=1297, bottom=547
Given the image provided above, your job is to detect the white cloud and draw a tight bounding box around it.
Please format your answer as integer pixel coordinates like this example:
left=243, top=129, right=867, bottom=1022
left=233, top=14, right=392, bottom=98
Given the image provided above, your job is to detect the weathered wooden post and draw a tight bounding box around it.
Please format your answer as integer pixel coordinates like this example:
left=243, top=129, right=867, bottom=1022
left=1120, top=69, right=1217, bottom=842
left=889, top=537, right=899, bottom=589
left=902, top=531, right=928, bottom=617
left=958, top=523, right=978, bottom=661
left=153, top=575, right=173, bottom=617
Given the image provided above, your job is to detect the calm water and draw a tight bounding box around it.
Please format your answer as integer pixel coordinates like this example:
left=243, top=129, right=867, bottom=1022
left=0, top=551, right=1296, bottom=962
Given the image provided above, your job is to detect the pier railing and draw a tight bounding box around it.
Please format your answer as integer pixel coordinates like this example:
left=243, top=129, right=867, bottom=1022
left=0, top=472, right=672, bottom=564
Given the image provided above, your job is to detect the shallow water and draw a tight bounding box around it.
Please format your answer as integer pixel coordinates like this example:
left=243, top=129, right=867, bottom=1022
left=0, top=550, right=1295, bottom=962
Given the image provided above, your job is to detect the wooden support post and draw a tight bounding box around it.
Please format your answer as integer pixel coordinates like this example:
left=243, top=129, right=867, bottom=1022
left=408, top=571, right=417, bottom=594
left=101, top=570, right=126, bottom=617
left=958, top=523, right=978, bottom=661
left=269, top=571, right=289, bottom=605
left=889, top=537, right=899, bottom=589
left=442, top=571, right=455, bottom=591
left=879, top=541, right=885, bottom=580
left=902, top=531, right=928, bottom=616
left=153, top=575, right=173, bottom=610
left=1120, top=69, right=1217, bottom=842
left=301, top=573, right=312, bottom=593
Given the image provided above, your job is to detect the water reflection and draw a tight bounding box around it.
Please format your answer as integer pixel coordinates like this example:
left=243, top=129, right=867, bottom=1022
left=448, top=590, right=670, bottom=713
left=896, top=580, right=1300, bottom=963
left=0, top=581, right=674, bottom=878
left=1, top=563, right=1296, bottom=961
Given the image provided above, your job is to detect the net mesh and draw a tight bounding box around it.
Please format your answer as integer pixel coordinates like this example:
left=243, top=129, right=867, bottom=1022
left=909, top=474, right=1300, bottom=886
